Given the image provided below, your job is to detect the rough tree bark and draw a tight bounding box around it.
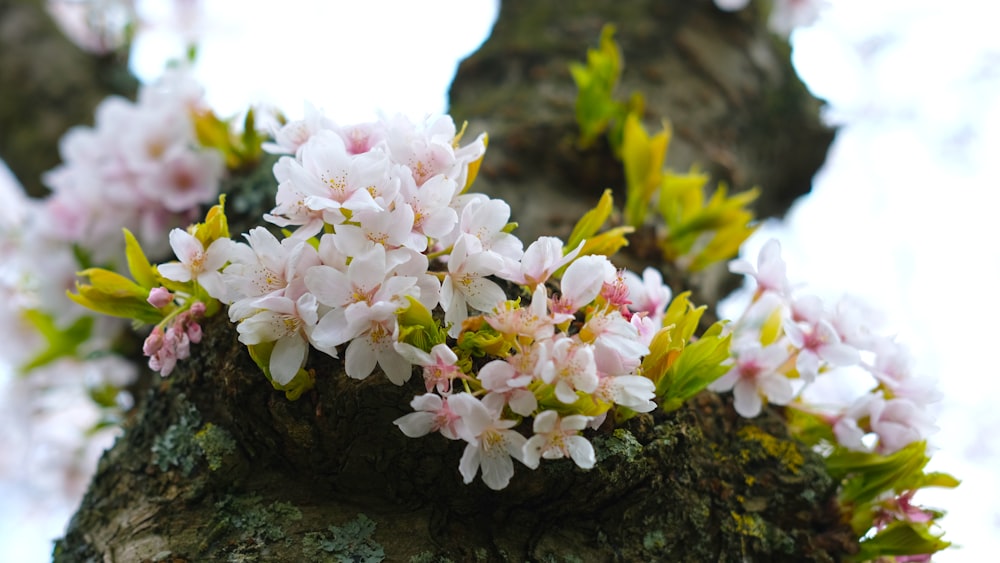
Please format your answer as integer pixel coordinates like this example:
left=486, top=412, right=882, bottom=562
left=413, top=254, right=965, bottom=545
left=0, top=0, right=137, bottom=198
left=3, top=0, right=849, bottom=561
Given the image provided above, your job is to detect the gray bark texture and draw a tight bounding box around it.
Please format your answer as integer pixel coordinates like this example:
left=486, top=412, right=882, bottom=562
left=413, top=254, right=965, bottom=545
left=0, top=0, right=137, bottom=197
left=2, top=0, right=850, bottom=561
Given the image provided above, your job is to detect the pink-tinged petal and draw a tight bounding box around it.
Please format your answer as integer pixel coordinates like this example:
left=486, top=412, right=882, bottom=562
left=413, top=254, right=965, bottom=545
left=480, top=444, right=516, bottom=490
left=508, top=391, right=537, bottom=417
left=393, top=342, right=434, bottom=366
left=305, top=265, right=352, bottom=308
left=566, top=435, right=596, bottom=469
left=270, top=336, right=306, bottom=385
left=463, top=278, right=506, bottom=313
left=379, top=347, right=413, bottom=386
left=394, top=412, right=437, bottom=437
left=532, top=410, right=559, bottom=433
left=796, top=351, right=820, bottom=381
left=819, top=342, right=861, bottom=367
left=345, top=336, right=378, bottom=380
left=464, top=250, right=504, bottom=278
left=311, top=309, right=358, bottom=348
left=168, top=228, right=202, bottom=263
left=732, top=379, right=763, bottom=417
left=203, top=237, right=235, bottom=271
left=759, top=374, right=794, bottom=405
left=459, top=443, right=481, bottom=484
left=561, top=255, right=615, bottom=309
left=555, top=380, right=580, bottom=404
left=198, top=271, right=227, bottom=300
left=158, top=262, right=192, bottom=282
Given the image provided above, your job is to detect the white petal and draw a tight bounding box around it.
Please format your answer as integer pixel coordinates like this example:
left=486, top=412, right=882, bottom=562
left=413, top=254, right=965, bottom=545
left=270, top=336, right=306, bottom=385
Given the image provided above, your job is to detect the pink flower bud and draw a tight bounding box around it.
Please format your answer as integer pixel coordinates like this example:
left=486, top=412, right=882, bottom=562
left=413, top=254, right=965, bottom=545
left=143, top=326, right=165, bottom=356
left=190, top=301, right=207, bottom=317
left=147, top=287, right=174, bottom=308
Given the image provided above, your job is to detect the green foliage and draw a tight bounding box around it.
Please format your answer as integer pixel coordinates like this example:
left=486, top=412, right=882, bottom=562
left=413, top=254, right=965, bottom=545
left=570, top=27, right=759, bottom=273
left=658, top=178, right=759, bottom=272
left=621, top=113, right=669, bottom=228
left=639, top=292, right=731, bottom=412
left=850, top=521, right=952, bottom=562
left=562, top=189, right=633, bottom=271
left=68, top=266, right=165, bottom=324
left=193, top=108, right=265, bottom=171
left=302, top=514, right=385, bottom=563
left=396, top=296, right=447, bottom=352
left=569, top=24, right=627, bottom=149
left=19, top=309, right=93, bottom=372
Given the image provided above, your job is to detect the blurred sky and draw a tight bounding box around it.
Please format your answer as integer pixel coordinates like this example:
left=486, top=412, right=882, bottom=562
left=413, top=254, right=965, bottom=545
left=2, top=0, right=999, bottom=560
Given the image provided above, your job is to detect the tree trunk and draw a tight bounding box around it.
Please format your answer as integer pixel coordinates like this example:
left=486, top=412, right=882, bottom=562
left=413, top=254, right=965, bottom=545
left=0, top=0, right=137, bottom=197
left=51, top=1, right=848, bottom=561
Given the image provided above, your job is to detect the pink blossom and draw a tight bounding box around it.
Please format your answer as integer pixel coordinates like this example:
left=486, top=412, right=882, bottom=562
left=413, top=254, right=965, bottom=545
left=449, top=393, right=528, bottom=491
left=708, top=342, right=793, bottom=418
left=552, top=255, right=616, bottom=316
left=539, top=336, right=599, bottom=404
left=394, top=342, right=464, bottom=393
left=784, top=317, right=860, bottom=382
left=730, top=238, right=791, bottom=298
left=393, top=393, right=463, bottom=440
left=523, top=410, right=595, bottom=469
left=158, top=228, right=233, bottom=300
left=624, top=267, right=671, bottom=320
left=499, top=237, right=582, bottom=290
left=440, top=234, right=506, bottom=337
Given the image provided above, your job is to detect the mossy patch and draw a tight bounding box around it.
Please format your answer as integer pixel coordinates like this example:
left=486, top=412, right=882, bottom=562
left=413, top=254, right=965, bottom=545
left=150, top=396, right=202, bottom=475
left=193, top=422, right=237, bottom=471
left=737, top=425, right=804, bottom=474
left=203, top=493, right=302, bottom=561
left=594, top=427, right=644, bottom=462
left=301, top=513, right=384, bottom=563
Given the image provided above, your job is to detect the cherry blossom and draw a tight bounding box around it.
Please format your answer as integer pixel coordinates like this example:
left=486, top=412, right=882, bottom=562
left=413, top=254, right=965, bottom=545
left=730, top=238, right=791, bottom=298
left=440, top=234, right=506, bottom=337
left=539, top=336, right=599, bottom=404
left=708, top=341, right=793, bottom=418
left=158, top=228, right=232, bottom=300
left=523, top=410, right=596, bottom=469
left=450, top=393, right=528, bottom=490
left=393, top=393, right=464, bottom=440
left=393, top=342, right=464, bottom=394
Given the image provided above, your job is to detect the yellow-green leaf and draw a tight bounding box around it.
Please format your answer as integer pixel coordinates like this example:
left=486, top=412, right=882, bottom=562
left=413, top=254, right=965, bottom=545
left=566, top=188, right=614, bottom=251
left=622, top=113, right=669, bottom=227
left=123, top=228, right=158, bottom=289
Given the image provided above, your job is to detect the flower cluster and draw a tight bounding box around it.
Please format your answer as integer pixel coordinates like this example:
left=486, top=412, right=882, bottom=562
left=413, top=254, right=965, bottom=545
left=133, top=108, right=691, bottom=489
left=42, top=67, right=223, bottom=264
left=716, top=239, right=940, bottom=456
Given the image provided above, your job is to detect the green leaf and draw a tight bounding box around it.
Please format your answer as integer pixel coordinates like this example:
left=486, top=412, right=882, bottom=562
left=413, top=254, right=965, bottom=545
left=19, top=310, right=93, bottom=372
left=852, top=521, right=950, bottom=561
left=656, top=321, right=731, bottom=409
left=571, top=24, right=626, bottom=149
left=621, top=113, right=669, bottom=228
left=566, top=188, right=615, bottom=252
left=396, top=295, right=446, bottom=351
left=122, top=228, right=158, bottom=289
left=827, top=441, right=930, bottom=507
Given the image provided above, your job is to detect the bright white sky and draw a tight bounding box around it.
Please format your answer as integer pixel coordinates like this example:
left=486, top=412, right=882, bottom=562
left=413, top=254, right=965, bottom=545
left=3, top=0, right=999, bottom=560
